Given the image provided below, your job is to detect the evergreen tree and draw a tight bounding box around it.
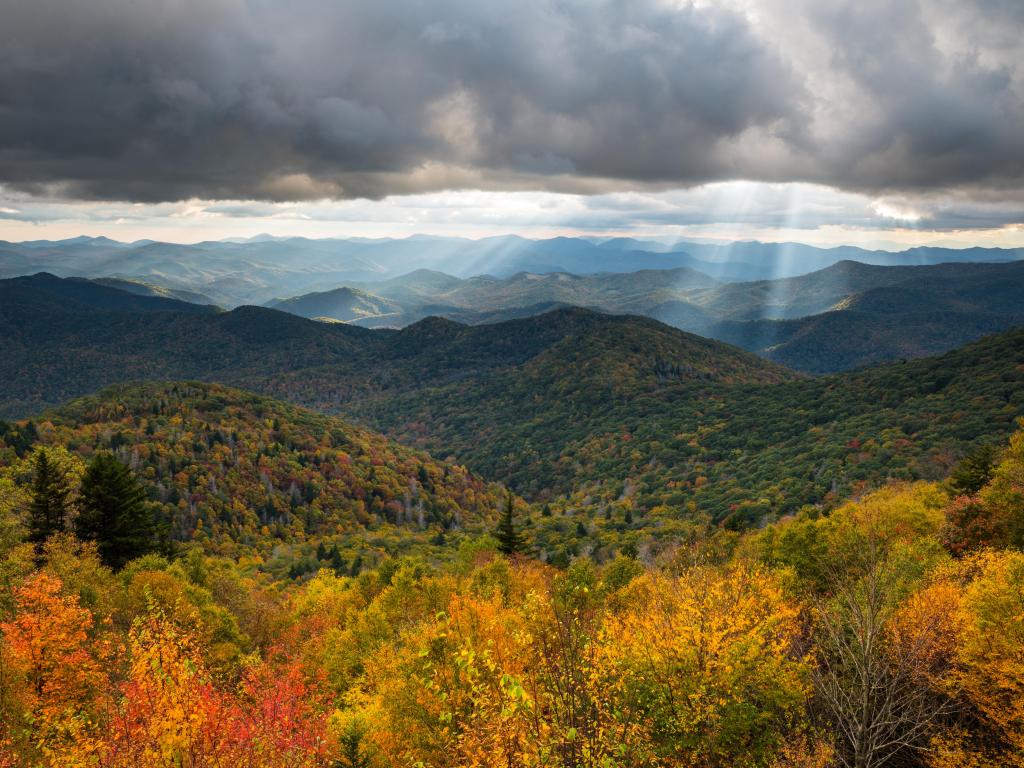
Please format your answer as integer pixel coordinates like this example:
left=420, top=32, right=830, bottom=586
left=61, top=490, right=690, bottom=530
left=950, top=444, right=999, bottom=496
left=494, top=491, right=525, bottom=556
left=334, top=720, right=372, bottom=768
left=27, top=448, right=72, bottom=551
left=74, top=452, right=157, bottom=569
left=328, top=544, right=345, bottom=574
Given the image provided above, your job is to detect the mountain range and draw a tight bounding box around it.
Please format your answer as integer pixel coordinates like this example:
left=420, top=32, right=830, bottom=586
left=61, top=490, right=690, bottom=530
left=2, top=272, right=1022, bottom=527
left=2, top=233, right=1021, bottom=307
left=270, top=259, right=1024, bottom=373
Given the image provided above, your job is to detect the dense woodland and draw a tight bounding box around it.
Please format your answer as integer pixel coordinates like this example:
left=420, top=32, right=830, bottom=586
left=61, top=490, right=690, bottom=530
left=4, top=0, right=1024, bottom=761
left=0, top=274, right=1023, bottom=767
left=3, top=276, right=1023, bottom=527
left=1, top=396, right=1022, bottom=766
left=1, top=383, right=505, bottom=576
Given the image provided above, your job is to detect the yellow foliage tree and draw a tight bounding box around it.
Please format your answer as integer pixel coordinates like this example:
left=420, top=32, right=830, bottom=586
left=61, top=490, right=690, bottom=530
left=596, top=565, right=809, bottom=767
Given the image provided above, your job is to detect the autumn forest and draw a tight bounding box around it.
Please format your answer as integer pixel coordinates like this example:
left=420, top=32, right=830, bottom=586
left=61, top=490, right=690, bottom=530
left=4, top=0, right=1024, bottom=765
left=0, top=345, right=1022, bottom=768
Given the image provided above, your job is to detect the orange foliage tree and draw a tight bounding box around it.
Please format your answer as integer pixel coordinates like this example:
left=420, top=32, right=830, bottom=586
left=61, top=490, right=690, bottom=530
left=0, top=572, right=106, bottom=765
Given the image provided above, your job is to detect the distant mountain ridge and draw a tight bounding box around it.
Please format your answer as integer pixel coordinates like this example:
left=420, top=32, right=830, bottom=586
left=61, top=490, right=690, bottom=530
left=0, top=273, right=794, bottom=419
left=271, top=259, right=1024, bottom=372
left=6, top=256, right=1024, bottom=376
left=2, top=272, right=1021, bottom=527
left=1, top=233, right=1020, bottom=307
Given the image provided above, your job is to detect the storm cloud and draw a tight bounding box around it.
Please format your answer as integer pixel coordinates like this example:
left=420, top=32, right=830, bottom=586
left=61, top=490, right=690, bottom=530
left=0, top=0, right=1022, bottom=204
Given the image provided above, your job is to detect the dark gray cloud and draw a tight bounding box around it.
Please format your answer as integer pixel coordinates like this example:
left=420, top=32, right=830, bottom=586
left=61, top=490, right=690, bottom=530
left=0, top=0, right=1021, bottom=205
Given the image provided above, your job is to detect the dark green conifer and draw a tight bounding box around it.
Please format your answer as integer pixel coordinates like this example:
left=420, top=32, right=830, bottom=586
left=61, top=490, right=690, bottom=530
left=328, top=544, right=345, bottom=574
left=75, top=452, right=157, bottom=569
left=28, top=448, right=72, bottom=551
left=494, top=491, right=525, bottom=556
left=950, top=444, right=999, bottom=496
left=334, top=720, right=372, bottom=768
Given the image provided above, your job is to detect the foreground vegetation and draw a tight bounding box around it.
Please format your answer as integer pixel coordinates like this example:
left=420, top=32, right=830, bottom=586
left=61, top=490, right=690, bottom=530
left=1, top=393, right=1023, bottom=765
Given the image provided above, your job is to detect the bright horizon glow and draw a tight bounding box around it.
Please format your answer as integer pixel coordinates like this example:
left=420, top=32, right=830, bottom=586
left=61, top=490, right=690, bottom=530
left=2, top=182, right=1024, bottom=251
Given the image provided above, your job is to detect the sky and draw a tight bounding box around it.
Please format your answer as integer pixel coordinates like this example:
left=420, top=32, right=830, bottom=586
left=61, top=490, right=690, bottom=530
left=2, top=0, right=1023, bottom=247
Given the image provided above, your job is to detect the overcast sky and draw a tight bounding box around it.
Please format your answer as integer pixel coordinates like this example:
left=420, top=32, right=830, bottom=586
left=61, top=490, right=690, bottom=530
left=2, top=0, right=1023, bottom=246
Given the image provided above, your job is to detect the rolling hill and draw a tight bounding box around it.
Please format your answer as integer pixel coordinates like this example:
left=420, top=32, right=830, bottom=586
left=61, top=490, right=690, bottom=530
left=91, top=277, right=219, bottom=307
left=326, top=324, right=1024, bottom=524
left=12, top=381, right=506, bottom=568
left=267, top=285, right=402, bottom=323
left=273, top=260, right=1024, bottom=372
left=2, top=234, right=1021, bottom=307
left=2, top=272, right=1023, bottom=529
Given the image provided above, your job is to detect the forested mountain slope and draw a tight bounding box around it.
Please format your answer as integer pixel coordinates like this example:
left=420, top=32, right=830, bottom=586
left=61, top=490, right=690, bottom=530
left=275, top=259, right=1024, bottom=372
left=2, top=381, right=504, bottom=572
left=0, top=276, right=793, bottom=416
left=337, top=325, right=1024, bottom=524
left=3, top=273, right=1023, bottom=528
left=0, top=272, right=219, bottom=315
left=267, top=286, right=402, bottom=323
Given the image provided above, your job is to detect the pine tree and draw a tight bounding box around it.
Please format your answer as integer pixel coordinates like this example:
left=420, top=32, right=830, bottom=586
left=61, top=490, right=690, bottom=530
left=334, top=718, right=372, bottom=768
left=328, top=544, right=345, bottom=574
left=27, top=448, right=72, bottom=552
left=74, top=452, right=157, bottom=569
left=950, top=444, right=999, bottom=496
left=494, top=491, right=525, bottom=556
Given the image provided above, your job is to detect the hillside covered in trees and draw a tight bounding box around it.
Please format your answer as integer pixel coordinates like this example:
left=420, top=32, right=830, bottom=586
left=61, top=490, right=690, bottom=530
left=1, top=406, right=1023, bottom=767
left=1, top=268, right=1023, bottom=767
left=3, top=275, right=1023, bottom=527
left=329, top=324, right=1024, bottom=527
left=1, top=382, right=506, bottom=578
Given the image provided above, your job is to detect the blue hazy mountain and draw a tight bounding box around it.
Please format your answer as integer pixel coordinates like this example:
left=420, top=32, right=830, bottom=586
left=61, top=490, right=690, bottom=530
left=2, top=234, right=1020, bottom=307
